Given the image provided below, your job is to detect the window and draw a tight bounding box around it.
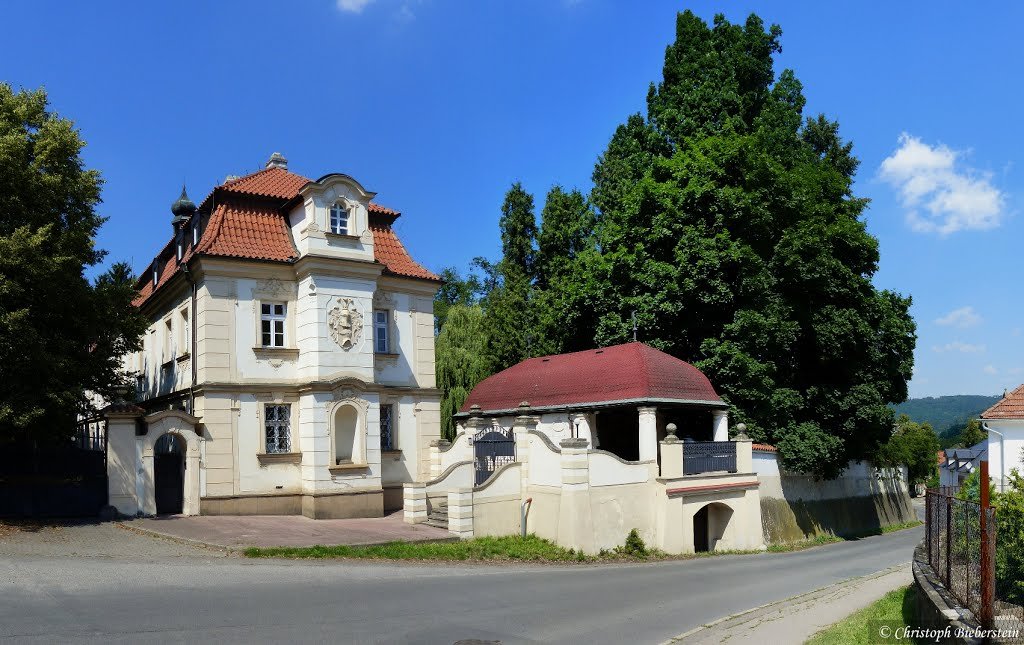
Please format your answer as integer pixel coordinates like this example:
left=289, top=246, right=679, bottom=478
left=191, top=217, right=200, bottom=246
left=373, top=310, right=389, bottom=353
left=163, top=318, right=173, bottom=360
left=152, top=261, right=159, bottom=286
left=176, top=238, right=183, bottom=261
left=380, top=404, right=394, bottom=451
left=260, top=303, right=286, bottom=347
left=329, top=204, right=350, bottom=235
left=178, top=308, right=189, bottom=356
left=264, top=404, right=292, bottom=454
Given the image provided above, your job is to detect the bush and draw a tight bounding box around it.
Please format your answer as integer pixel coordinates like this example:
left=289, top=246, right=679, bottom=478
left=621, top=528, right=648, bottom=557
left=994, top=470, right=1024, bottom=604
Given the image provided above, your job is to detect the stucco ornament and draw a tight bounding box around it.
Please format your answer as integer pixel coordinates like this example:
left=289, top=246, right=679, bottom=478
left=328, top=298, right=363, bottom=350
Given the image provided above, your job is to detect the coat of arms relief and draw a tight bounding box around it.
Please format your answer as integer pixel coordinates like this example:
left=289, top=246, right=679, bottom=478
left=328, top=298, right=363, bottom=350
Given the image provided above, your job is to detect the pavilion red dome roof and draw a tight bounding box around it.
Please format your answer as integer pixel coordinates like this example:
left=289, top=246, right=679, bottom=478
left=460, top=342, right=725, bottom=415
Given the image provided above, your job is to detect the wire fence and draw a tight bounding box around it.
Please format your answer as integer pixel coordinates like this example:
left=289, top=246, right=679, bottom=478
left=926, top=486, right=1024, bottom=635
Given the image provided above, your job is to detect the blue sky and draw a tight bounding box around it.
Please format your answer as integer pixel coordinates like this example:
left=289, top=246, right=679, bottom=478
left=2, top=1, right=1021, bottom=398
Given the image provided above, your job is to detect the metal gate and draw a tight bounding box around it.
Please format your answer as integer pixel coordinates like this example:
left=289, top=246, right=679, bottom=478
left=472, top=426, right=515, bottom=486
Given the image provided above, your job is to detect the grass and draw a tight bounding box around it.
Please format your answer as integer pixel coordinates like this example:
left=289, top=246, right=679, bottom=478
left=244, top=534, right=667, bottom=563
left=243, top=521, right=924, bottom=563
left=805, top=585, right=917, bottom=645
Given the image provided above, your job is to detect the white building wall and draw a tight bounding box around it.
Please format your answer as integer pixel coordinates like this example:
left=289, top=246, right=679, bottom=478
left=987, top=419, right=1024, bottom=492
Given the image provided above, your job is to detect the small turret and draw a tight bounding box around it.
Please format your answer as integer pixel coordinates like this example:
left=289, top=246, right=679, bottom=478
left=171, top=185, right=197, bottom=226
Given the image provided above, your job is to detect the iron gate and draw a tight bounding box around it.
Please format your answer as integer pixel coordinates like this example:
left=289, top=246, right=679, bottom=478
left=472, top=426, right=515, bottom=486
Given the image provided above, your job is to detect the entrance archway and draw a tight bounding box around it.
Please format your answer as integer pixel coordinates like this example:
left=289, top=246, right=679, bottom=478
left=154, top=433, right=185, bottom=515
left=693, top=502, right=734, bottom=553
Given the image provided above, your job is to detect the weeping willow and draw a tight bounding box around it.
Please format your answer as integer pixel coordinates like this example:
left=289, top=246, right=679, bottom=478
left=436, top=304, right=493, bottom=439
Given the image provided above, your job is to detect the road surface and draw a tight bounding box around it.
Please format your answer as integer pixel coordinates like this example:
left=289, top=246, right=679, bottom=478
left=0, top=523, right=921, bottom=644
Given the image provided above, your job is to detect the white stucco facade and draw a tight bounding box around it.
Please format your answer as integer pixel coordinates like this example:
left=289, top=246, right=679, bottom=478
left=112, top=163, right=441, bottom=518
left=984, top=418, right=1024, bottom=492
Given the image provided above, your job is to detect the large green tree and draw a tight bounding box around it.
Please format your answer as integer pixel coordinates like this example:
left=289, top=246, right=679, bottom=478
left=578, top=12, right=915, bottom=478
left=0, top=84, right=147, bottom=444
left=878, top=415, right=940, bottom=486
left=482, top=183, right=539, bottom=371
left=436, top=304, right=492, bottom=439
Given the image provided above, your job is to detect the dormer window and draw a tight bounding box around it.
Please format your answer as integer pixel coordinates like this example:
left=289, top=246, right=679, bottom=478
left=152, top=261, right=159, bottom=286
left=329, top=204, right=350, bottom=235
left=191, top=217, right=200, bottom=246
left=176, top=231, right=184, bottom=261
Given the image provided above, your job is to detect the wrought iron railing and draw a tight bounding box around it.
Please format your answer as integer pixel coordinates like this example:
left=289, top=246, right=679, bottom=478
left=683, top=441, right=737, bottom=475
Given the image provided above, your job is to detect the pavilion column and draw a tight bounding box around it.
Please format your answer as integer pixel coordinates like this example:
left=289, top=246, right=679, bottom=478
left=712, top=410, right=729, bottom=442
left=638, top=406, right=658, bottom=462
left=570, top=412, right=593, bottom=448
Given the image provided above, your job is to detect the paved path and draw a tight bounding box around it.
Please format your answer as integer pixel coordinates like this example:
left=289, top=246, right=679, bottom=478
left=124, top=510, right=452, bottom=548
left=672, top=563, right=913, bottom=643
left=0, top=522, right=922, bottom=644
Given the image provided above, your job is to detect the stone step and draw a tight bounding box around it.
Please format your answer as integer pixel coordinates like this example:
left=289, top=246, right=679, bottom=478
left=423, top=519, right=449, bottom=530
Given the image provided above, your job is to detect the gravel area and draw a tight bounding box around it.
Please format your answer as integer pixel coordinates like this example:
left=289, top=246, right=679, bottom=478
left=0, top=519, right=230, bottom=560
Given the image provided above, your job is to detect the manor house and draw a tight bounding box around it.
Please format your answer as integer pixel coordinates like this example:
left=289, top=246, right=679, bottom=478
left=106, top=153, right=442, bottom=519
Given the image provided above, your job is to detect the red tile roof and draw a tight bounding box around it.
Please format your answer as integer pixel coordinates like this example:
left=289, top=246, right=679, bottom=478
left=981, top=384, right=1024, bottom=419
left=752, top=443, right=777, bottom=453
left=461, top=342, right=724, bottom=414
left=134, top=165, right=438, bottom=307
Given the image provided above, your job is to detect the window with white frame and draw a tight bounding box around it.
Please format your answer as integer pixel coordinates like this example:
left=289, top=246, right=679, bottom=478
left=163, top=318, right=173, bottom=360
left=264, top=404, right=292, bottom=453
left=380, top=403, right=394, bottom=451
left=191, top=217, right=200, bottom=246
left=329, top=204, right=350, bottom=235
left=178, top=307, right=189, bottom=356
left=373, top=310, right=389, bottom=354
left=260, top=303, right=286, bottom=347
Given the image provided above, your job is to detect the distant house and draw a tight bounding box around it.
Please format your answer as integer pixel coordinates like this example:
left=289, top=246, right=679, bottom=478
left=939, top=442, right=987, bottom=488
left=981, top=385, right=1024, bottom=492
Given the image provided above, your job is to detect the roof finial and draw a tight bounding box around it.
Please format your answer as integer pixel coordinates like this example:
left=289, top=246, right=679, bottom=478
left=171, top=184, right=196, bottom=225
left=266, top=152, right=288, bottom=170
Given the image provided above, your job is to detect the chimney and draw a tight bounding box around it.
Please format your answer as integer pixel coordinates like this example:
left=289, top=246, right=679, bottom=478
left=266, top=152, right=288, bottom=170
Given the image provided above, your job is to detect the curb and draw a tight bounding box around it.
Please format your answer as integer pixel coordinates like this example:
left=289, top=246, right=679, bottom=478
left=115, top=521, right=462, bottom=554
left=659, top=563, right=911, bottom=644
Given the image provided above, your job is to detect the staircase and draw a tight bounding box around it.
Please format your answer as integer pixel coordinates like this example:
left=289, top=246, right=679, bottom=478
left=424, top=502, right=448, bottom=530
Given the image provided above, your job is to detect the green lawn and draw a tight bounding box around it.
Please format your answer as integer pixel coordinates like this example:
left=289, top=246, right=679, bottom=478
left=244, top=534, right=659, bottom=562
left=806, top=585, right=917, bottom=645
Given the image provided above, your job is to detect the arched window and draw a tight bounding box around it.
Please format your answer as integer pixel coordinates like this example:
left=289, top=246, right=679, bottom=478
left=329, top=204, right=350, bottom=235
left=333, top=404, right=360, bottom=464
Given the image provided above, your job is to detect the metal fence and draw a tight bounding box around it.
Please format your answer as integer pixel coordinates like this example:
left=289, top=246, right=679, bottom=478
left=683, top=441, right=737, bottom=475
left=926, top=482, right=1024, bottom=633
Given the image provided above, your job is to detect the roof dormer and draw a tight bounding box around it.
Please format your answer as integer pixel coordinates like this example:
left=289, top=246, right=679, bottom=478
left=288, top=174, right=377, bottom=263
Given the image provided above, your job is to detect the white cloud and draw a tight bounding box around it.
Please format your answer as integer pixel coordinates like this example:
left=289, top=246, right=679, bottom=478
left=984, top=365, right=998, bottom=375
left=879, top=134, right=1006, bottom=235
left=935, top=306, right=982, bottom=328
left=932, top=341, right=986, bottom=353
left=337, top=0, right=374, bottom=12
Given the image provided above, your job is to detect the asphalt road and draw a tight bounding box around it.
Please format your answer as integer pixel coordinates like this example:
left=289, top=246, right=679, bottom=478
left=0, top=523, right=922, bottom=645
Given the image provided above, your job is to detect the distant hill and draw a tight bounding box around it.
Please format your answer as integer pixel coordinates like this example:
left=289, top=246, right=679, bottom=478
left=892, top=394, right=1001, bottom=439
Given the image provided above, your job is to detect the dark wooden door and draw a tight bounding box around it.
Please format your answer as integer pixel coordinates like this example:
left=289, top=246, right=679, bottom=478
left=154, top=453, right=184, bottom=515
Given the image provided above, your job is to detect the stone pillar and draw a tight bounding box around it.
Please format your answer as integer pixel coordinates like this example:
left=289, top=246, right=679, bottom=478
left=570, top=412, right=593, bottom=448
left=659, top=423, right=684, bottom=478
left=403, top=482, right=427, bottom=524
left=105, top=411, right=142, bottom=517
left=733, top=430, right=753, bottom=473
left=712, top=410, right=729, bottom=442
left=512, top=403, right=538, bottom=507
left=638, top=406, right=658, bottom=462
left=557, top=437, right=595, bottom=553
left=448, top=488, right=474, bottom=539
left=429, top=439, right=450, bottom=480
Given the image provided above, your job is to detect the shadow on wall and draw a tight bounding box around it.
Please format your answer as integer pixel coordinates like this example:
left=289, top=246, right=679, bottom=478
left=761, top=467, right=915, bottom=543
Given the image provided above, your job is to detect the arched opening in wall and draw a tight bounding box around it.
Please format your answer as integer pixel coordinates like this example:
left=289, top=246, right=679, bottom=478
left=334, top=405, right=359, bottom=465
left=693, top=502, right=734, bottom=553
left=154, top=433, right=185, bottom=515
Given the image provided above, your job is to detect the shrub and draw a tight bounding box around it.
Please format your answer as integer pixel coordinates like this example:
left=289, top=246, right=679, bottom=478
left=622, top=528, right=648, bottom=557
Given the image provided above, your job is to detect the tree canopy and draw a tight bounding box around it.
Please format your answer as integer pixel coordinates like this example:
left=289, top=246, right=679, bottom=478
left=0, top=84, right=147, bottom=444
left=434, top=11, right=916, bottom=478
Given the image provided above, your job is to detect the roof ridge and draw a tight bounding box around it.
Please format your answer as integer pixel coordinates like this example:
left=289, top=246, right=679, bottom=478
left=982, top=383, right=1024, bottom=419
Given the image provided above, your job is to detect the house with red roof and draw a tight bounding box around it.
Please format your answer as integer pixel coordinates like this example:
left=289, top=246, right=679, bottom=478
left=981, top=385, right=1024, bottom=492
left=404, top=342, right=766, bottom=555
left=105, top=153, right=441, bottom=519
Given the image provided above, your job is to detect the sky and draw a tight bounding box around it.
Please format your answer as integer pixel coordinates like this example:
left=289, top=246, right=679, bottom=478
left=2, top=1, right=1021, bottom=399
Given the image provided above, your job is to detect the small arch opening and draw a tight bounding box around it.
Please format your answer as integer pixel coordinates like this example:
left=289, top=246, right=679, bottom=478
left=154, top=433, right=185, bottom=515
left=334, top=405, right=359, bottom=465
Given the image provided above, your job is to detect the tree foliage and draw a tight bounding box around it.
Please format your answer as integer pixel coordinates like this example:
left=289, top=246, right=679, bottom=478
left=0, top=84, right=147, bottom=444
left=436, top=305, right=492, bottom=439
left=955, top=418, right=987, bottom=448
left=877, top=415, right=940, bottom=485
left=575, top=11, right=916, bottom=478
